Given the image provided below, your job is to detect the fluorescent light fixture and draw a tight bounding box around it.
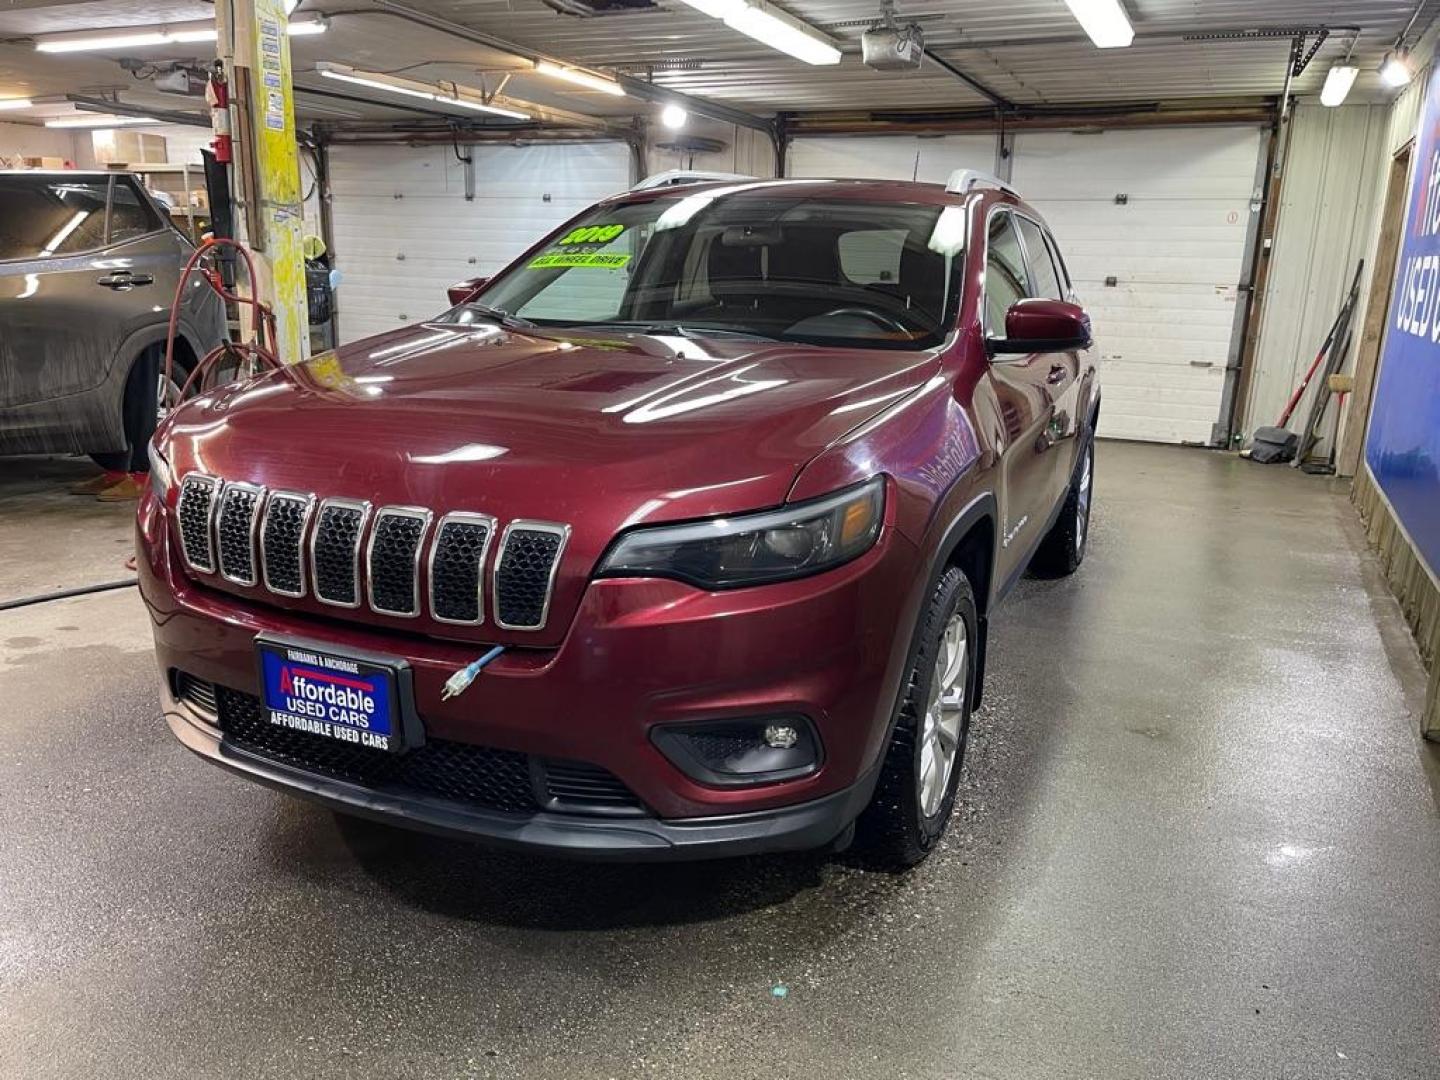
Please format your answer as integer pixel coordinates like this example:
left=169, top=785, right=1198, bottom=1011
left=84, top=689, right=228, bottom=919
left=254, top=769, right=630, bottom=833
left=45, top=114, right=157, bottom=128
left=1380, top=49, right=1413, bottom=88
left=35, top=18, right=322, bottom=52
left=1320, top=64, right=1359, bottom=106
left=316, top=63, right=530, bottom=119
left=661, top=103, right=687, bottom=129
left=0, top=98, right=33, bottom=111
left=534, top=61, right=625, bottom=97
left=722, top=1, right=842, bottom=65
left=1062, top=0, right=1134, bottom=49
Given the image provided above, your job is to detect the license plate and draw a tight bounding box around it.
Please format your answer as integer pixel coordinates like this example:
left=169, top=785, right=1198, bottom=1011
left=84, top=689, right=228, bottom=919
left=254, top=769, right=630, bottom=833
left=256, top=638, right=408, bottom=753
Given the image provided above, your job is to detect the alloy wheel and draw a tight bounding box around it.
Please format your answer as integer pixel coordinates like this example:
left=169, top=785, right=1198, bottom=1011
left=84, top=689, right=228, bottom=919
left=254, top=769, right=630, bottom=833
left=917, top=611, right=968, bottom=818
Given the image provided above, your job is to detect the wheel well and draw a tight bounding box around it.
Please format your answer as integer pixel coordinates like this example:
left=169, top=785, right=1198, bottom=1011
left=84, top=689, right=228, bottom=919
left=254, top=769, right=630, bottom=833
left=166, top=335, right=198, bottom=376
left=946, top=515, right=994, bottom=617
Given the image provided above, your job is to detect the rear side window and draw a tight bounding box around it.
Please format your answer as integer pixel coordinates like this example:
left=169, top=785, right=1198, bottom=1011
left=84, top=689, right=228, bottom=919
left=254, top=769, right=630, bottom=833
left=0, top=177, right=109, bottom=260
left=984, top=213, right=1028, bottom=334
left=1016, top=216, right=1064, bottom=300
left=108, top=180, right=162, bottom=245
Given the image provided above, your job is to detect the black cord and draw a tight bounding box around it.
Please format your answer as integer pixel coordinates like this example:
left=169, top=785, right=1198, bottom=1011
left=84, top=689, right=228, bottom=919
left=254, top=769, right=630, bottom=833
left=0, top=579, right=136, bottom=612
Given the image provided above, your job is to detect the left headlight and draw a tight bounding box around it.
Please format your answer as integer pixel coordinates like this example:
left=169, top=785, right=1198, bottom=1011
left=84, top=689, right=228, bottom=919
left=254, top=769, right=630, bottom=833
left=147, top=439, right=174, bottom=503
left=596, top=476, right=885, bottom=590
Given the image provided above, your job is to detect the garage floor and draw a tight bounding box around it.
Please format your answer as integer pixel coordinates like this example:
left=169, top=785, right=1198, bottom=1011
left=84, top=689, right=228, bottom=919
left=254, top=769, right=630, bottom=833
left=2, top=442, right=1438, bottom=1080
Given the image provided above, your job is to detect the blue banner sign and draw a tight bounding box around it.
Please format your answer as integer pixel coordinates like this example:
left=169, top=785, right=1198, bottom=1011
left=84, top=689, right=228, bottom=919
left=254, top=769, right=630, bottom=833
left=1367, top=66, right=1440, bottom=576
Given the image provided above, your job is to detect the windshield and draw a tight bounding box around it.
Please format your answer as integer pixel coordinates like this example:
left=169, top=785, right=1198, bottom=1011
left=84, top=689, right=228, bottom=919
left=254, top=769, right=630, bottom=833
left=448, top=190, right=964, bottom=350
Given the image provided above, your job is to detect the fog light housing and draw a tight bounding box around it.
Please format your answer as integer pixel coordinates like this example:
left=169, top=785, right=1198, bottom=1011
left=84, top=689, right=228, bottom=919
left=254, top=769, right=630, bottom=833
left=651, top=716, right=821, bottom=787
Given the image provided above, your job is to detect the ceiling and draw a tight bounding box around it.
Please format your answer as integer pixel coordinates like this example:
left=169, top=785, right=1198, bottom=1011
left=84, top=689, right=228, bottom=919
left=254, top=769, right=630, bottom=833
left=0, top=0, right=1435, bottom=131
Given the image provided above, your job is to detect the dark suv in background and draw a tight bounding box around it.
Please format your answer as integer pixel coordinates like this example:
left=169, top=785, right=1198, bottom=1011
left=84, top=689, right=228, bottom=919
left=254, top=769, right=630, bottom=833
left=0, top=170, right=225, bottom=469
left=140, top=170, right=1098, bottom=867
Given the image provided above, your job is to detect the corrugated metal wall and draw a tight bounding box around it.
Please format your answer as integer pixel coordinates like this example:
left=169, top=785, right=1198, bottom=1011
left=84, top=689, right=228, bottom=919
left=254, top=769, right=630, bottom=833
left=1244, top=104, right=1389, bottom=441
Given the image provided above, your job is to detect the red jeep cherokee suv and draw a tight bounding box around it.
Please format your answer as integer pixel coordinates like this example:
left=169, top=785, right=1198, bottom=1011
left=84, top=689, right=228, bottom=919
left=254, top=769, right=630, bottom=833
left=138, top=169, right=1098, bottom=866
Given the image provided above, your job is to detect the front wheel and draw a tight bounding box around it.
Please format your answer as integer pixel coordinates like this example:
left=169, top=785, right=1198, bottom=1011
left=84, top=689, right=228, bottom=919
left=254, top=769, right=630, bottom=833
left=854, top=566, right=977, bottom=868
left=90, top=347, right=188, bottom=472
left=1031, top=438, right=1093, bottom=577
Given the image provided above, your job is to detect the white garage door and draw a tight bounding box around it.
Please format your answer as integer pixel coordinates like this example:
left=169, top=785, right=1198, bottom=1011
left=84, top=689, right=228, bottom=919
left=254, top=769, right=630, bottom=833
left=1013, top=128, right=1263, bottom=444
left=788, top=127, right=1264, bottom=445
left=327, top=141, right=631, bottom=342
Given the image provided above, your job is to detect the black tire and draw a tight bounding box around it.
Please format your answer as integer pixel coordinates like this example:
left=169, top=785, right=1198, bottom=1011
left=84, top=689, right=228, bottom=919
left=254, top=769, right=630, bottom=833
left=1030, top=437, right=1094, bottom=577
left=90, top=346, right=188, bottom=472
left=854, top=566, right=978, bottom=869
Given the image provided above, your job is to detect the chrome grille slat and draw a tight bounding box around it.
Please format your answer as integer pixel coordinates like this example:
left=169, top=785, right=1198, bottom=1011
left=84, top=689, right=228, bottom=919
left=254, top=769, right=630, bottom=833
left=493, top=521, right=570, bottom=631
left=310, top=498, right=370, bottom=608
left=429, top=512, right=496, bottom=626
left=366, top=506, right=432, bottom=618
left=216, top=481, right=265, bottom=586
left=260, top=491, right=315, bottom=598
left=176, top=473, right=220, bottom=574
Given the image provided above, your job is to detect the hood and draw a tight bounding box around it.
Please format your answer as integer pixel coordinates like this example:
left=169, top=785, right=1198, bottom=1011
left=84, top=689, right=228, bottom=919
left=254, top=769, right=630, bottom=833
left=161, top=322, right=937, bottom=644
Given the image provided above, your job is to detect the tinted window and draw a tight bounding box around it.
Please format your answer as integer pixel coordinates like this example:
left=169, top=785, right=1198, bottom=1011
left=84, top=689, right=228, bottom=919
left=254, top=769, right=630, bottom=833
left=1016, top=216, right=1064, bottom=300
left=0, top=177, right=109, bottom=260
left=468, top=196, right=962, bottom=351
left=1045, top=232, right=1072, bottom=294
left=108, top=180, right=161, bottom=245
left=985, top=213, right=1028, bottom=334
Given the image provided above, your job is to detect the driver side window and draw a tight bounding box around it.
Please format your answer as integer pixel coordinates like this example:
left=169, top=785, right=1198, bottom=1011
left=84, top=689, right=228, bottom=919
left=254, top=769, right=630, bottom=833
left=984, top=213, right=1029, bottom=335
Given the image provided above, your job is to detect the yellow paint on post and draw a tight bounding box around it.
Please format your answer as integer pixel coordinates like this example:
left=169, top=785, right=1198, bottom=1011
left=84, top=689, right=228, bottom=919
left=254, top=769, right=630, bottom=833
left=243, top=0, right=308, bottom=362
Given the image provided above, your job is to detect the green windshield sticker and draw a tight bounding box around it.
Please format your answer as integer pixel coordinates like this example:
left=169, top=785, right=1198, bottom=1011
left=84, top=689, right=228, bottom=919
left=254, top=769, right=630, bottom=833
left=557, top=223, right=626, bottom=245
left=528, top=252, right=632, bottom=270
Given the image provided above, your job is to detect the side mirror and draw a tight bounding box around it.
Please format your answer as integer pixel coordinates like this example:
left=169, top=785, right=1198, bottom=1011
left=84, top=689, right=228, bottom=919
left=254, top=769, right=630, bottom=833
left=447, top=276, right=489, bottom=307
left=988, top=298, right=1091, bottom=355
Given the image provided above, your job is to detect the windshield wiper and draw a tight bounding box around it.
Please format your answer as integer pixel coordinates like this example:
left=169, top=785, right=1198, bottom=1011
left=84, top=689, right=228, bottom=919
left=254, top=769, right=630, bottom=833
left=579, top=320, right=781, bottom=343
left=461, top=303, right=533, bottom=330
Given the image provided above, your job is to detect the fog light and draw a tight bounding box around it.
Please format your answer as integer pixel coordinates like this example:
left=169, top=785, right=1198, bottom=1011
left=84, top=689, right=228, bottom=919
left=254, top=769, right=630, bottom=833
left=651, top=716, right=821, bottom=787
left=763, top=723, right=799, bottom=749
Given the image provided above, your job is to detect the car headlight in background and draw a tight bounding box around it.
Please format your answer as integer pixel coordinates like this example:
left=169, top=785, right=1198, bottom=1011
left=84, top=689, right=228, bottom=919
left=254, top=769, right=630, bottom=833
left=597, top=476, right=885, bottom=589
left=147, top=439, right=174, bottom=502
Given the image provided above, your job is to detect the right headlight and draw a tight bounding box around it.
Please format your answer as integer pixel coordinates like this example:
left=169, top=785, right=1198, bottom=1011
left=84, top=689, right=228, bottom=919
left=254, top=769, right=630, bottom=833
left=596, top=476, right=885, bottom=590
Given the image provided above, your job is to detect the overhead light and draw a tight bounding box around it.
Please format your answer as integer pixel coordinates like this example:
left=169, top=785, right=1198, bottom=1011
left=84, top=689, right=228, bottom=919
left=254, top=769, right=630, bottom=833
left=660, top=103, right=687, bottom=129
left=1320, top=64, right=1359, bottom=106
left=0, top=98, right=34, bottom=111
left=45, top=114, right=158, bottom=128
left=1380, top=49, right=1413, bottom=88
left=534, top=61, right=625, bottom=97
left=676, top=0, right=841, bottom=66
left=34, top=17, right=323, bottom=52
left=316, top=63, right=530, bottom=120
left=1062, top=0, right=1134, bottom=49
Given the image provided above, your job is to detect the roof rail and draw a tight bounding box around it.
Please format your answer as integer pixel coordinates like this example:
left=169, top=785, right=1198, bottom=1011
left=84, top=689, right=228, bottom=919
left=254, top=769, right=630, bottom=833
left=944, top=168, right=1018, bottom=197
left=631, top=169, right=758, bottom=191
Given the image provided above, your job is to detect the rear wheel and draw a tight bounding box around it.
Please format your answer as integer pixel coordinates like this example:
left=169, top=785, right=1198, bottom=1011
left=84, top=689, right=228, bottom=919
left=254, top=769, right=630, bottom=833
left=90, top=347, right=188, bottom=471
left=1031, top=438, right=1093, bottom=577
left=854, top=566, right=977, bottom=868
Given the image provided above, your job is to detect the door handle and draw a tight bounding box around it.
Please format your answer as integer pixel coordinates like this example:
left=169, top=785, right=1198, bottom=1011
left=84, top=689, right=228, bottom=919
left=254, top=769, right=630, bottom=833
left=1046, top=364, right=1068, bottom=385
left=96, top=271, right=154, bottom=289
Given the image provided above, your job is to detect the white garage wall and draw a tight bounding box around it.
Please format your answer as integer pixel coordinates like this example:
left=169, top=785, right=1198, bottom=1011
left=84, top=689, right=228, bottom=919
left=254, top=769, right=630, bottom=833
left=327, top=140, right=632, bottom=342
left=0, top=121, right=86, bottom=167
left=1013, top=127, right=1264, bottom=444
left=644, top=122, right=777, bottom=180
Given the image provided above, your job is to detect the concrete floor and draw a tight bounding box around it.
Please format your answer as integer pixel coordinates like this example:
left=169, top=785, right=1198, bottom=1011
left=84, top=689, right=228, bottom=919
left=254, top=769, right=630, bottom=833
left=2, top=442, right=1438, bottom=1080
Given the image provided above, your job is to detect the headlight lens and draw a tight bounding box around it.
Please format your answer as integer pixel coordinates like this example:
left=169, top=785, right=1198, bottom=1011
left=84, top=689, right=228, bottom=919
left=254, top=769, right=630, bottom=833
left=147, top=439, right=174, bottom=502
left=597, top=476, right=885, bottom=589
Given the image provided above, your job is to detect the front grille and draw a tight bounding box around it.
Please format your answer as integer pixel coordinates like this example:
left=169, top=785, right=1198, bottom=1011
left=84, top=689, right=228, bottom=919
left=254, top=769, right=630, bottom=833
left=543, top=759, right=645, bottom=811
left=175, top=474, right=569, bottom=631
left=216, top=482, right=263, bottom=585
left=260, top=492, right=313, bottom=597
left=176, top=474, right=219, bottom=573
left=311, top=499, right=368, bottom=607
left=367, top=508, right=430, bottom=617
left=494, top=522, right=568, bottom=630
left=211, top=685, right=643, bottom=817
left=429, top=513, right=495, bottom=624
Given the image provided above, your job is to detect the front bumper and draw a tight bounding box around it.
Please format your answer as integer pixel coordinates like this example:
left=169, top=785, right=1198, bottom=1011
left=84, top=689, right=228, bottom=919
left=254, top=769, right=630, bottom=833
left=165, top=680, right=880, bottom=860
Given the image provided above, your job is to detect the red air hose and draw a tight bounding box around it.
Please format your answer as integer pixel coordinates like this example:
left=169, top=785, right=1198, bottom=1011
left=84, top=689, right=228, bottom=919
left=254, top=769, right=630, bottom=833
left=161, top=236, right=286, bottom=406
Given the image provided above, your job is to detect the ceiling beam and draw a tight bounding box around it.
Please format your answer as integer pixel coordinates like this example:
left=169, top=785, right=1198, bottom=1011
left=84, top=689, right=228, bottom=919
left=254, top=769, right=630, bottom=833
left=67, top=94, right=210, bottom=128
left=347, top=0, right=775, bottom=134
left=922, top=48, right=1014, bottom=110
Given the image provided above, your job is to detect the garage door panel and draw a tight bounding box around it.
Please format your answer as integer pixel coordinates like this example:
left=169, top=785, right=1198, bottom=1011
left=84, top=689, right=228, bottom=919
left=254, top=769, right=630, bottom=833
left=1013, top=128, right=1263, bottom=200
left=328, top=142, right=631, bottom=342
left=788, top=134, right=995, bottom=183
